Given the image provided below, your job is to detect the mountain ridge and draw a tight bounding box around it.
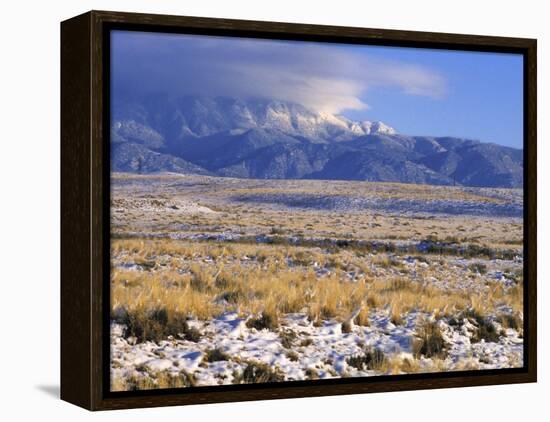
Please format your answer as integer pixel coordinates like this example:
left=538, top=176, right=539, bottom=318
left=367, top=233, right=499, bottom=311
left=111, top=95, right=523, bottom=188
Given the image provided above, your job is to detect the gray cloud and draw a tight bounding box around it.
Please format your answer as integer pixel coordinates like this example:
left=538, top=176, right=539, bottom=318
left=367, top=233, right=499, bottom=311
left=112, top=31, right=447, bottom=114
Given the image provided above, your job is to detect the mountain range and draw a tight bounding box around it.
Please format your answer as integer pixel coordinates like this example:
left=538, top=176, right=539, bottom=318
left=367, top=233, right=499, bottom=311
left=111, top=95, right=523, bottom=188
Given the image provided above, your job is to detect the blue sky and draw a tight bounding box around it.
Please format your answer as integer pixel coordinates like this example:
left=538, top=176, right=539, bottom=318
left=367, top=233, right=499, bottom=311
left=112, top=31, right=524, bottom=149
left=343, top=46, right=523, bottom=148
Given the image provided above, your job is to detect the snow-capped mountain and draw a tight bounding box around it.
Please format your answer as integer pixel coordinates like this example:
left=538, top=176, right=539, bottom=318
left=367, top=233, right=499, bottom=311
left=111, top=95, right=523, bottom=188
left=113, top=96, right=396, bottom=143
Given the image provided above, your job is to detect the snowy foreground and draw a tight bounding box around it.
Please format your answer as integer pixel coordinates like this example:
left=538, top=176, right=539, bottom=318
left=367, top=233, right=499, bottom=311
left=111, top=309, right=523, bottom=387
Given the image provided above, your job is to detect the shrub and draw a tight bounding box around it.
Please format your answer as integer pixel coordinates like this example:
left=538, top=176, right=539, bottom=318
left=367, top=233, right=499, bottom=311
left=156, top=371, right=196, bottom=388
left=291, top=250, right=312, bottom=266
left=204, top=348, right=231, bottom=363
left=279, top=329, right=297, bottom=349
left=400, top=358, right=421, bottom=373
left=341, top=320, right=353, bottom=334
left=219, top=289, right=247, bottom=304
left=304, top=368, right=319, bottom=380
left=183, top=325, right=202, bottom=343
left=300, top=338, right=313, bottom=347
left=468, top=263, right=488, bottom=275
left=413, top=320, right=447, bottom=358
left=463, top=309, right=500, bottom=343
left=320, top=305, right=337, bottom=319
left=504, top=268, right=523, bottom=284
left=366, top=294, right=379, bottom=308
left=235, top=362, right=285, bottom=384
left=497, top=313, right=523, bottom=332
left=246, top=311, right=279, bottom=331
left=390, top=304, right=404, bottom=326
left=189, top=265, right=213, bottom=292
left=286, top=351, right=299, bottom=362
left=346, top=348, right=387, bottom=371
left=270, top=227, right=285, bottom=235
left=214, top=271, right=235, bottom=289
left=355, top=307, right=370, bottom=327
left=120, top=307, right=201, bottom=343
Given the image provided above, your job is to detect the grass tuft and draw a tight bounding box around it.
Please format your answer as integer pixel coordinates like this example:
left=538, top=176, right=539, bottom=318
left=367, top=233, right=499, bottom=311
left=234, top=361, right=285, bottom=384
left=346, top=348, right=387, bottom=371
left=204, top=348, right=231, bottom=363
left=119, top=307, right=201, bottom=343
left=413, top=320, right=447, bottom=358
left=279, top=329, right=297, bottom=349
left=463, top=309, right=500, bottom=343
left=246, top=311, right=279, bottom=331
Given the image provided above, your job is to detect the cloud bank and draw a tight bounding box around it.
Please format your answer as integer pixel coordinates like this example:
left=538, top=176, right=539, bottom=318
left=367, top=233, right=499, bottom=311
left=112, top=31, right=447, bottom=114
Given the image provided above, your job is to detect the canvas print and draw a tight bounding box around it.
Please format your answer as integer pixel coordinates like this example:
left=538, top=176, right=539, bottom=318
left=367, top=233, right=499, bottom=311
left=109, top=31, right=524, bottom=391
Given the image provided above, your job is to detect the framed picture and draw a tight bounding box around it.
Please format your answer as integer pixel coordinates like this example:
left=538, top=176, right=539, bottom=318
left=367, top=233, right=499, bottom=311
left=61, top=10, right=537, bottom=410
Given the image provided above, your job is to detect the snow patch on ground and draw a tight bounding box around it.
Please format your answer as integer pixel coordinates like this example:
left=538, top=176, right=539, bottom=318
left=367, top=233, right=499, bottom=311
left=111, top=309, right=523, bottom=388
left=112, top=197, right=217, bottom=215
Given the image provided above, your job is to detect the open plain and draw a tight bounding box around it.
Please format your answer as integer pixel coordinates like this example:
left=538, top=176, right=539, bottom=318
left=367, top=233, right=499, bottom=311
left=110, top=173, right=524, bottom=390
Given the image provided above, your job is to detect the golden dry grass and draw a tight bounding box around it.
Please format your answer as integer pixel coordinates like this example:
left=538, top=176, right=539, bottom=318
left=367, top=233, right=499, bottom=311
left=111, top=238, right=523, bottom=330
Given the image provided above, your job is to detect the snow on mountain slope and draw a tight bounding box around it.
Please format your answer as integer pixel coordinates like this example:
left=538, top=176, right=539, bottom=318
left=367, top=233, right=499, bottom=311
left=113, top=96, right=396, bottom=143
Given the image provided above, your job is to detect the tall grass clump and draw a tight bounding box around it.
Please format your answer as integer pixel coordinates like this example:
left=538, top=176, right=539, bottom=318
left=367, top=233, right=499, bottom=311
left=233, top=362, right=285, bottom=384
left=118, top=306, right=201, bottom=343
left=413, top=320, right=447, bottom=358
left=462, top=309, right=500, bottom=343
left=346, top=348, right=387, bottom=372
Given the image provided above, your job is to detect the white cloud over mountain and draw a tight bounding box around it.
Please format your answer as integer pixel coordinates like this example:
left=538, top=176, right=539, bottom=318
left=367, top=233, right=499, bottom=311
left=112, top=31, right=447, bottom=114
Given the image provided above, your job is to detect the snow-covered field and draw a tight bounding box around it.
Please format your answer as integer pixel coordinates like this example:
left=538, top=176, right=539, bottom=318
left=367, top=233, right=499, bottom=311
left=109, top=173, right=524, bottom=390
left=111, top=309, right=523, bottom=388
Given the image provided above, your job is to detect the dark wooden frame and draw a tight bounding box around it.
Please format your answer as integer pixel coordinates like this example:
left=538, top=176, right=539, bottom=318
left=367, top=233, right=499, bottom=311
left=61, top=10, right=537, bottom=411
